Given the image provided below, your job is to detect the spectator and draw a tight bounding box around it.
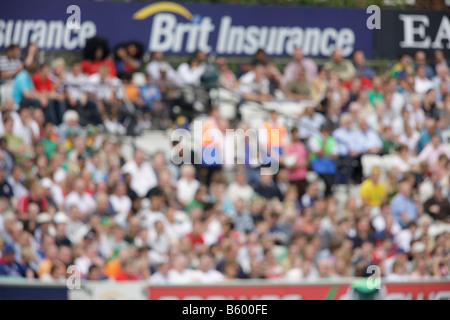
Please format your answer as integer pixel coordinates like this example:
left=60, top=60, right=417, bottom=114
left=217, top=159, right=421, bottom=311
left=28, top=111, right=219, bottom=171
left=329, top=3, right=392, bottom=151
left=414, top=51, right=434, bottom=79
left=226, top=170, right=254, bottom=204
left=65, top=61, right=100, bottom=126
left=415, top=66, right=434, bottom=96
left=122, top=149, right=157, bottom=198
left=417, top=132, right=450, bottom=167
left=283, top=47, right=318, bottom=84
left=284, top=128, right=308, bottom=198
left=176, top=57, right=205, bottom=87
left=284, top=66, right=312, bottom=101
left=423, top=183, right=450, bottom=222
left=176, top=164, right=200, bottom=207
left=323, top=49, right=356, bottom=81
left=81, top=37, right=116, bottom=77
left=360, top=167, right=386, bottom=208
left=353, top=50, right=376, bottom=79
left=390, top=180, right=418, bottom=229
left=0, top=44, right=23, bottom=104
left=146, top=51, right=177, bottom=82
left=65, top=178, right=96, bottom=217
left=391, top=54, right=413, bottom=79
left=297, top=103, right=325, bottom=141
left=239, top=62, right=273, bottom=103
left=216, top=57, right=237, bottom=91
left=114, top=41, right=143, bottom=80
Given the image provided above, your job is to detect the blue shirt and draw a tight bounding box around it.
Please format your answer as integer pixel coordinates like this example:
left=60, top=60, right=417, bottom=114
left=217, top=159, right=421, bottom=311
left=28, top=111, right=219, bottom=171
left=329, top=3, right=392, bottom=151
left=355, top=65, right=376, bottom=79
left=140, top=84, right=161, bottom=106
left=417, top=128, right=442, bottom=154
left=356, top=128, right=382, bottom=153
left=333, top=127, right=359, bottom=156
left=298, top=113, right=325, bottom=140
left=12, top=70, right=33, bottom=105
left=390, top=194, right=418, bottom=228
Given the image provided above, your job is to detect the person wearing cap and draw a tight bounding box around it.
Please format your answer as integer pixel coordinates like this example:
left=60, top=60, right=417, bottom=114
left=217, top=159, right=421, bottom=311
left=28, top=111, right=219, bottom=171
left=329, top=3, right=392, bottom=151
left=360, top=167, right=386, bottom=208
left=308, top=125, right=338, bottom=197
left=423, top=183, right=450, bottom=222
left=0, top=243, right=23, bottom=276
left=58, top=109, right=81, bottom=142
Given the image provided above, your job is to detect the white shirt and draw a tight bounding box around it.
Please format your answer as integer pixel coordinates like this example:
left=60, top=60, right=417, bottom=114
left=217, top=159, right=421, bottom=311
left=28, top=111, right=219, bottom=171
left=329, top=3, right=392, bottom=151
left=391, top=116, right=416, bottom=137
left=122, top=160, right=157, bottom=198
left=109, top=194, right=131, bottom=215
left=414, top=76, right=433, bottom=95
left=148, top=229, right=170, bottom=254
left=371, top=215, right=402, bottom=234
left=167, top=269, right=195, bottom=284
left=88, top=73, right=124, bottom=100
left=150, top=272, right=169, bottom=285
left=391, top=155, right=417, bottom=173
left=399, top=131, right=420, bottom=155
left=239, top=71, right=270, bottom=96
left=141, top=210, right=170, bottom=231
left=74, top=255, right=92, bottom=276
left=65, top=72, right=88, bottom=100
left=176, top=63, right=205, bottom=86
left=65, top=191, right=96, bottom=215
left=190, top=269, right=224, bottom=283
left=146, top=60, right=177, bottom=82
left=395, top=229, right=414, bottom=252
left=367, top=113, right=392, bottom=132
left=226, top=182, right=254, bottom=204
left=176, top=178, right=200, bottom=205
left=285, top=268, right=304, bottom=281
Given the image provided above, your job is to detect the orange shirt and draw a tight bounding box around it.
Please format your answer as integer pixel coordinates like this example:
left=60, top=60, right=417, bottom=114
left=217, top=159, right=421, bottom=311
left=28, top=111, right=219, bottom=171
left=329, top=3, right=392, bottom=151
left=262, top=121, right=286, bottom=148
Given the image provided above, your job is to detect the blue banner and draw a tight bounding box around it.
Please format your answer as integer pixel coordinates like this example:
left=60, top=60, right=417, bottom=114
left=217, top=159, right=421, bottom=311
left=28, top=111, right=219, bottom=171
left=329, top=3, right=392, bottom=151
left=0, top=0, right=374, bottom=57
left=0, top=284, right=67, bottom=300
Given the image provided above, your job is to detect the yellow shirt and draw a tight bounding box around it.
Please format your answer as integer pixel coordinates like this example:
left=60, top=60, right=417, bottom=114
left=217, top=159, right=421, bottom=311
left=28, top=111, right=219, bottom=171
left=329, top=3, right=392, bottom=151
left=360, top=179, right=386, bottom=207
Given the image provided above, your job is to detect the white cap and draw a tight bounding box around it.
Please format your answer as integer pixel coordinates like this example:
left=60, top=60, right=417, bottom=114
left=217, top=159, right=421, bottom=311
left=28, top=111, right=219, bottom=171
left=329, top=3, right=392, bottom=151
left=411, top=241, right=426, bottom=254
left=36, top=213, right=52, bottom=224
left=132, top=72, right=146, bottom=87
left=54, top=212, right=68, bottom=225
left=40, top=178, right=53, bottom=189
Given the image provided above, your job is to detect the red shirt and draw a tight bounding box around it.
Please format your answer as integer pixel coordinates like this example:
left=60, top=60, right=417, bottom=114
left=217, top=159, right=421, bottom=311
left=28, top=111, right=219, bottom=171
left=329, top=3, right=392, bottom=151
left=115, top=270, right=139, bottom=281
left=186, top=232, right=204, bottom=246
left=81, top=58, right=116, bottom=77
left=32, top=73, right=53, bottom=92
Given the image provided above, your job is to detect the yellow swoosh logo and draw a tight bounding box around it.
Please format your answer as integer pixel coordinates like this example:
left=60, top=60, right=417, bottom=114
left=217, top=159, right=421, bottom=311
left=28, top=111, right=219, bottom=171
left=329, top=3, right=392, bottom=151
left=133, top=2, right=193, bottom=20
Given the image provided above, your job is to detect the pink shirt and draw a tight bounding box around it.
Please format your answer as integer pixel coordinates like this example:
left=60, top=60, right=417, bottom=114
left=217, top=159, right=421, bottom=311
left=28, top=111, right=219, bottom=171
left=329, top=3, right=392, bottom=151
left=283, top=59, right=318, bottom=84
left=286, top=142, right=308, bottom=181
left=418, top=144, right=450, bottom=166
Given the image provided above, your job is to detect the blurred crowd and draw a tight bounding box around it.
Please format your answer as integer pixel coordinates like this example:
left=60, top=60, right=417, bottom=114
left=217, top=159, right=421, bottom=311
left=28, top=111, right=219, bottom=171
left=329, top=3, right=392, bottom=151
left=0, top=37, right=449, bottom=284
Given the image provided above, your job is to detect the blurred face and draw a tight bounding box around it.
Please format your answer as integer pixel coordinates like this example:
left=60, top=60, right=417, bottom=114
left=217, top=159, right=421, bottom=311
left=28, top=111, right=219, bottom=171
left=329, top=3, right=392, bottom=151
left=72, top=63, right=82, bottom=75
left=431, top=134, right=440, bottom=147
left=354, top=51, right=365, bottom=66
left=293, top=48, right=303, bottom=62
left=254, top=65, right=266, bottom=80
left=95, top=47, right=104, bottom=60
left=332, top=49, right=343, bottom=63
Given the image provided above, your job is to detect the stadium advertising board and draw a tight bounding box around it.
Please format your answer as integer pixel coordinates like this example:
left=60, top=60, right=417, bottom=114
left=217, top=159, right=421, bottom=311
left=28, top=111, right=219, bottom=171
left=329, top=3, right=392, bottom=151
left=149, top=281, right=450, bottom=300
left=375, top=10, right=450, bottom=58
left=1, top=0, right=372, bottom=57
